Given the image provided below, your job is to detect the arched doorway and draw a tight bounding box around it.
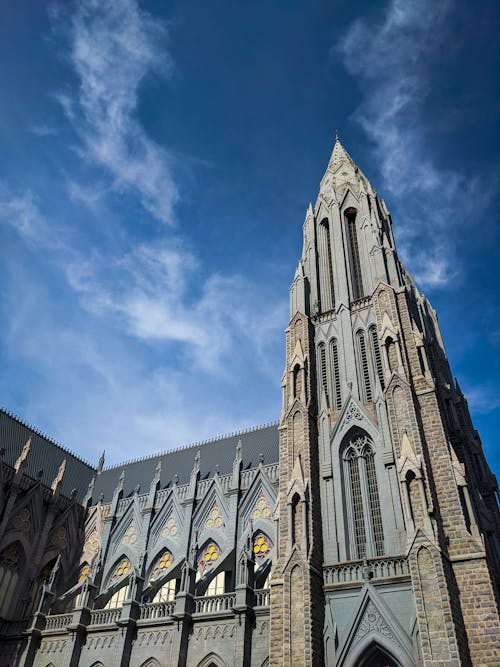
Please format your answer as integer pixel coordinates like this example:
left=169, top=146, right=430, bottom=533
left=357, top=645, right=400, bottom=667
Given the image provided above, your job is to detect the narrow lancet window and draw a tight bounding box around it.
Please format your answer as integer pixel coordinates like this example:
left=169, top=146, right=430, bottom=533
left=369, top=325, right=385, bottom=390
left=318, top=219, right=335, bottom=312
left=347, top=449, right=366, bottom=559
left=318, top=343, right=329, bottom=407
left=365, top=447, right=384, bottom=556
left=357, top=331, right=372, bottom=402
left=330, top=338, right=342, bottom=410
left=344, top=434, right=385, bottom=560
left=293, top=364, right=302, bottom=400
left=345, top=207, right=364, bottom=300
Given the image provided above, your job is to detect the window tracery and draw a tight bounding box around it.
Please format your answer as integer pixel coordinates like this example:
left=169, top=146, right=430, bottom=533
left=253, top=533, right=272, bottom=563
left=50, top=526, right=67, bottom=550
left=110, top=558, right=130, bottom=586
left=149, top=550, right=174, bottom=583
left=122, top=522, right=137, bottom=545
left=198, top=543, right=220, bottom=574
left=161, top=515, right=178, bottom=537
left=12, top=508, right=30, bottom=532
left=153, top=578, right=176, bottom=603
left=0, top=543, right=21, bottom=618
left=252, top=491, right=272, bottom=520
left=343, top=434, right=384, bottom=558
left=202, top=502, right=224, bottom=532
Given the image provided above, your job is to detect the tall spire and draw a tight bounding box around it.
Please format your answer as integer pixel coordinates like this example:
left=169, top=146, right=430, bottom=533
left=326, top=133, right=356, bottom=173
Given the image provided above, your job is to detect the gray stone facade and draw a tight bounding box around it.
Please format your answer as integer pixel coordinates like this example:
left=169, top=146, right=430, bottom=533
left=0, top=139, right=499, bottom=666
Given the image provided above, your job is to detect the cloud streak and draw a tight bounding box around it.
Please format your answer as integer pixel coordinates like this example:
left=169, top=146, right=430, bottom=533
left=61, top=0, right=178, bottom=225
left=339, top=0, right=495, bottom=289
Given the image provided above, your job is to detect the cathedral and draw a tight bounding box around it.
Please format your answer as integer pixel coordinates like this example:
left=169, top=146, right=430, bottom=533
left=0, top=138, right=499, bottom=667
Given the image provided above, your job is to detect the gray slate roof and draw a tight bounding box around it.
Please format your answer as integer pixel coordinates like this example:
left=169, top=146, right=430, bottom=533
left=92, top=423, right=279, bottom=502
left=0, top=408, right=95, bottom=502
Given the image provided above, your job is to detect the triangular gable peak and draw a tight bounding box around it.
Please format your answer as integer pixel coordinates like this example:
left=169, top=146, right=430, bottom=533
left=46, top=502, right=81, bottom=561
left=192, top=479, right=229, bottom=538
left=81, top=508, right=102, bottom=568
left=286, top=454, right=307, bottom=499
left=379, top=311, right=399, bottom=341
left=339, top=187, right=361, bottom=211
left=238, top=471, right=276, bottom=546
left=397, top=431, right=422, bottom=481
left=331, top=394, right=379, bottom=446
left=6, top=481, right=44, bottom=544
left=109, top=497, right=142, bottom=556
left=290, top=338, right=305, bottom=368
left=149, top=488, right=184, bottom=547
left=337, top=583, right=416, bottom=667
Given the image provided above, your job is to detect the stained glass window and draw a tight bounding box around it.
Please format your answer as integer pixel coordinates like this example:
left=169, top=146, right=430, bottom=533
left=149, top=551, right=174, bottom=583
left=198, top=543, right=220, bottom=574
left=203, top=502, right=224, bottom=531
left=252, top=491, right=272, bottom=520
left=79, top=563, right=91, bottom=582
left=253, top=533, right=272, bottom=562
left=110, top=558, right=130, bottom=585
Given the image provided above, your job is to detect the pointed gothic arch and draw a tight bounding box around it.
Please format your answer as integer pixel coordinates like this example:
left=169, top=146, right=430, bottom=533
left=340, top=429, right=385, bottom=559
left=139, top=658, right=161, bottom=667
left=196, top=652, right=229, bottom=667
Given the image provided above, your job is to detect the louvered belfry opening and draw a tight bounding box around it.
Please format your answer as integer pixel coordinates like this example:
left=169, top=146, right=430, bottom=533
left=345, top=207, right=364, bottom=300
left=318, top=218, right=336, bottom=312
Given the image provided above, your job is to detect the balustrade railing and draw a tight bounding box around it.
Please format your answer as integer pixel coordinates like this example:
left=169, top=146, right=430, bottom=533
left=139, top=600, right=175, bottom=620
left=323, top=556, right=409, bottom=586
left=44, top=613, right=73, bottom=631
left=88, top=607, right=121, bottom=626
left=194, top=593, right=236, bottom=614
left=0, top=619, right=29, bottom=636
left=254, top=588, right=270, bottom=607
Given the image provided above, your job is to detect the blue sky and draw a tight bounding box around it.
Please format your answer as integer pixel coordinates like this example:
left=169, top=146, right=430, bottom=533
left=0, top=0, right=498, bottom=479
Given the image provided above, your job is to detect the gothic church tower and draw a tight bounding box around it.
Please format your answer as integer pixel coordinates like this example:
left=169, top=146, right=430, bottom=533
left=270, top=138, right=500, bottom=666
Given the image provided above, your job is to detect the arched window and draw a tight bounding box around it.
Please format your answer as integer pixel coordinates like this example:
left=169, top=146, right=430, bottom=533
left=343, top=433, right=385, bottom=559
left=293, top=364, right=302, bottom=400
left=386, top=336, right=398, bottom=373
left=330, top=338, right=342, bottom=409
left=105, top=583, right=129, bottom=609
left=0, top=542, right=21, bottom=618
left=318, top=219, right=335, bottom=312
left=153, top=578, right=177, bottom=603
left=345, top=207, right=364, bottom=300
left=356, top=331, right=372, bottom=402
left=205, top=571, right=225, bottom=596
left=291, top=494, right=301, bottom=546
left=318, top=343, right=329, bottom=407
left=369, top=325, right=385, bottom=390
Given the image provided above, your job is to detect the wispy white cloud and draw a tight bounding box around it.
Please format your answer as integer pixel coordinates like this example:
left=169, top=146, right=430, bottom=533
left=59, top=0, right=178, bottom=225
left=463, top=385, right=500, bottom=415
left=29, top=124, right=58, bottom=137
left=338, top=0, right=496, bottom=289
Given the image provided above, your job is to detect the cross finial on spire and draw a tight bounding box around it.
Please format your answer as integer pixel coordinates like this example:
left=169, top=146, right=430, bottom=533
left=335, top=128, right=339, bottom=142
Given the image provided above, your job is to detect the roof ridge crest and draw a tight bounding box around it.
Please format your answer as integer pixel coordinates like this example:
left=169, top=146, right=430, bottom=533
left=0, top=406, right=94, bottom=469
left=102, top=421, right=279, bottom=471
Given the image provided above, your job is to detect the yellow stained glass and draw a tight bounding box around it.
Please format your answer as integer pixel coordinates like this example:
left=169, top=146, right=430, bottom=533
left=211, top=552, right=218, bottom=560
